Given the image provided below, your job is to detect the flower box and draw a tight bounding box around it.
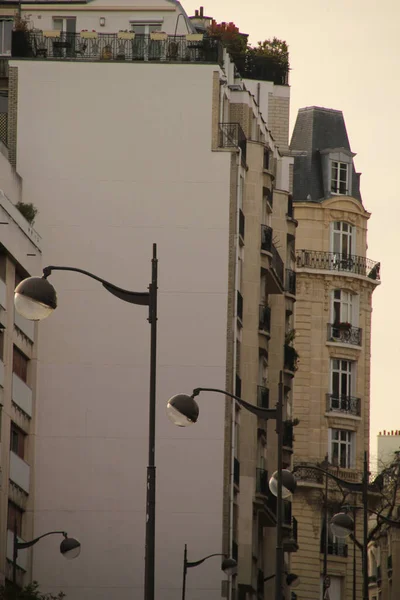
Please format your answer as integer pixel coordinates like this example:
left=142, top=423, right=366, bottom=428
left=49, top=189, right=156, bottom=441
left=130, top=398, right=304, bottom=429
left=81, top=31, right=98, bottom=39
left=186, top=33, right=204, bottom=42
left=150, top=32, right=167, bottom=41
left=117, top=32, right=135, bottom=40
left=337, top=322, right=351, bottom=330
left=43, top=30, right=61, bottom=38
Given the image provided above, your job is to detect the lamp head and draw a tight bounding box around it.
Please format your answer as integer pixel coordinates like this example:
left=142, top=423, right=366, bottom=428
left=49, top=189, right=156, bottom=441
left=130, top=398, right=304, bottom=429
left=330, top=512, right=354, bottom=539
left=269, top=469, right=297, bottom=498
left=14, top=276, right=57, bottom=321
left=166, top=394, right=199, bottom=427
left=60, top=536, right=81, bottom=560
left=221, top=557, right=237, bottom=576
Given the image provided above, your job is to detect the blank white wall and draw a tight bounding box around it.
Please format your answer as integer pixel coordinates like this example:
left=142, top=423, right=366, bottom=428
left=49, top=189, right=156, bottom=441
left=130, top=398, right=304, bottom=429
left=14, top=60, right=231, bottom=600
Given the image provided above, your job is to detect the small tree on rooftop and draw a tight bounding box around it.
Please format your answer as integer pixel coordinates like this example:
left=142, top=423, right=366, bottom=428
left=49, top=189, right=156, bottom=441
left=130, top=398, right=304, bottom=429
left=248, top=37, right=289, bottom=69
left=207, top=20, right=248, bottom=56
left=15, top=201, right=38, bottom=225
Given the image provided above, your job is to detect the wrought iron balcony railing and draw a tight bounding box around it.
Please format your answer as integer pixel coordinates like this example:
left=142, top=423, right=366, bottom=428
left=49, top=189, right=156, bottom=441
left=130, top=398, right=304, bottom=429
left=234, top=457, right=240, bottom=486
left=284, top=344, right=298, bottom=373
left=272, top=244, right=284, bottom=286
left=327, top=323, right=362, bottom=345
left=259, top=304, right=271, bottom=333
left=296, top=250, right=380, bottom=280
left=219, top=122, right=247, bottom=164
left=14, top=31, right=223, bottom=64
left=285, top=269, right=296, bottom=295
left=261, top=224, right=272, bottom=253
left=326, top=393, right=361, bottom=417
left=239, top=208, right=245, bottom=239
left=283, top=421, right=294, bottom=448
left=324, top=541, right=348, bottom=557
left=257, top=385, right=269, bottom=409
left=263, top=186, right=273, bottom=207
left=237, top=290, right=243, bottom=322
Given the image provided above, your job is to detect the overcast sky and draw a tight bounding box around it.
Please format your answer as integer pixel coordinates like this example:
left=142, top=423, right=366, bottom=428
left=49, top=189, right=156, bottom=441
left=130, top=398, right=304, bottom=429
left=184, top=0, right=396, bottom=462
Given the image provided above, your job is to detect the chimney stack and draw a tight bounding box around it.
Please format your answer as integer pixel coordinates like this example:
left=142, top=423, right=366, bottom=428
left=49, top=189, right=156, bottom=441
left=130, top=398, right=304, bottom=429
left=200, top=6, right=204, bottom=17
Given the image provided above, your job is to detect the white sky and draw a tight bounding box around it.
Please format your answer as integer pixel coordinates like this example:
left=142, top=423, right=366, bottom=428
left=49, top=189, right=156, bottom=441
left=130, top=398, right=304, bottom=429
left=183, top=0, right=397, bottom=461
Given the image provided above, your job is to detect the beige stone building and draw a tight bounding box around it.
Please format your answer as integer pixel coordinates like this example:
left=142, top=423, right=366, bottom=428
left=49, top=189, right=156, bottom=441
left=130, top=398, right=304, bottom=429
left=0, top=2, right=298, bottom=597
left=289, top=106, right=380, bottom=600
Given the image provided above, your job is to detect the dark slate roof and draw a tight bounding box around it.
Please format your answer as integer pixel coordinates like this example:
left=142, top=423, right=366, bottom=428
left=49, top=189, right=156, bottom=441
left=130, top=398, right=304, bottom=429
left=290, top=106, right=362, bottom=203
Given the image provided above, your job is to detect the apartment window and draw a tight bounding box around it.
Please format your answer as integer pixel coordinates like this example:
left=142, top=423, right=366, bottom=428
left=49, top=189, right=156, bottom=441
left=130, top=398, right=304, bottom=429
left=329, top=429, right=354, bottom=468
left=130, top=22, right=162, bottom=35
left=331, top=161, right=349, bottom=194
left=13, top=346, right=28, bottom=383
left=332, top=290, right=355, bottom=324
left=7, top=501, right=23, bottom=536
left=331, top=359, right=354, bottom=398
left=0, top=20, right=12, bottom=56
left=10, top=423, right=25, bottom=459
left=332, top=221, right=354, bottom=257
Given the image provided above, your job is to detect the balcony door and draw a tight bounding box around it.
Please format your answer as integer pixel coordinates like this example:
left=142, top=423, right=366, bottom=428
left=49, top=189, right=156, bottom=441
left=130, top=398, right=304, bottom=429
left=131, top=22, right=162, bottom=60
left=331, top=221, right=355, bottom=262
left=53, top=17, right=76, bottom=57
left=331, top=359, right=353, bottom=399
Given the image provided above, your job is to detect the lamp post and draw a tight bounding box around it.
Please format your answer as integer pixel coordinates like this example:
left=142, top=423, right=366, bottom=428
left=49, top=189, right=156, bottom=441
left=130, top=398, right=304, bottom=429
left=14, top=244, right=158, bottom=600
left=167, top=374, right=296, bottom=600
left=181, top=544, right=237, bottom=600
left=13, top=529, right=80, bottom=586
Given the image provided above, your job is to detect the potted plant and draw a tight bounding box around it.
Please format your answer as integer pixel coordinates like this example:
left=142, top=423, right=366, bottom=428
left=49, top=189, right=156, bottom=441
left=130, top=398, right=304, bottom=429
left=337, top=321, right=351, bottom=331
left=118, top=30, right=135, bottom=40
left=81, top=30, right=98, bottom=39
left=12, top=15, right=32, bottom=58
left=150, top=31, right=167, bottom=41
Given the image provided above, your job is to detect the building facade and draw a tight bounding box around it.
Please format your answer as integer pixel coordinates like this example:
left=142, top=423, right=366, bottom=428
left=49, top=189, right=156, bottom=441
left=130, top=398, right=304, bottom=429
left=289, top=106, right=380, bottom=600
left=0, top=150, right=41, bottom=586
left=3, top=1, right=297, bottom=598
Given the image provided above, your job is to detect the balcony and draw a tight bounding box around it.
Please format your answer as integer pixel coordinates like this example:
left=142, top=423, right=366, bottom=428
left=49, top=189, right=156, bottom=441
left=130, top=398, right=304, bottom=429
left=285, top=269, right=296, bottom=295
left=296, top=250, right=380, bottom=281
left=327, top=323, right=362, bottom=346
left=12, top=373, right=33, bottom=418
left=14, top=310, right=35, bottom=342
left=326, top=393, right=361, bottom=417
left=237, top=290, right=243, bottom=322
left=234, top=457, right=240, bottom=486
left=219, top=122, right=247, bottom=165
left=283, top=421, right=294, bottom=449
left=258, top=304, right=271, bottom=334
left=287, top=195, right=294, bottom=218
left=325, top=541, right=348, bottom=557
left=261, top=225, right=272, bottom=253
left=271, top=245, right=284, bottom=287
left=257, top=386, right=269, bottom=409
left=13, top=31, right=223, bottom=64
left=284, top=344, right=298, bottom=374
left=7, top=530, right=28, bottom=572
left=263, top=186, right=273, bottom=207
left=239, top=208, right=245, bottom=240
left=9, top=451, right=30, bottom=494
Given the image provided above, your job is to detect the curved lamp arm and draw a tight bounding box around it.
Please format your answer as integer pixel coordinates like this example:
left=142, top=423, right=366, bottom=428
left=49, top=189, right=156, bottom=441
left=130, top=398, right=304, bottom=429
left=342, top=504, right=400, bottom=527
left=186, top=553, right=226, bottom=569
left=293, top=464, right=363, bottom=493
left=42, top=265, right=150, bottom=307
left=16, top=530, right=67, bottom=551
left=192, top=387, right=277, bottom=421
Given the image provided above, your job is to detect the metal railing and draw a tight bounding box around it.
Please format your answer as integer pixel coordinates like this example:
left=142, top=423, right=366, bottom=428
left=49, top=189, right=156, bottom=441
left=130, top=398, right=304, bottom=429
left=272, top=244, right=284, bottom=286
left=327, top=541, right=348, bottom=557
left=284, top=344, right=298, bottom=373
left=232, top=52, right=289, bottom=86
left=296, top=250, right=380, bottom=280
left=0, top=58, right=9, bottom=78
left=239, top=208, right=245, bottom=239
left=285, top=269, right=296, bottom=295
left=234, top=457, right=240, bottom=486
left=283, top=421, right=294, bottom=448
left=219, top=122, right=247, bottom=164
left=16, top=31, right=223, bottom=64
left=257, top=385, right=269, bottom=409
left=327, top=323, right=362, bottom=345
left=326, top=393, right=361, bottom=417
left=263, top=186, right=273, bottom=207
left=237, top=290, right=243, bottom=322
left=261, top=225, right=272, bottom=252
left=258, top=304, right=271, bottom=333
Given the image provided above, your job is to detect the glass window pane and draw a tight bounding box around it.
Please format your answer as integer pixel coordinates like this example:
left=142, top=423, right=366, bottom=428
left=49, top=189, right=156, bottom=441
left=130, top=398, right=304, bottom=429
left=149, top=23, right=161, bottom=32
left=131, top=24, right=146, bottom=34
left=334, top=290, right=341, bottom=299
left=53, top=19, right=63, bottom=31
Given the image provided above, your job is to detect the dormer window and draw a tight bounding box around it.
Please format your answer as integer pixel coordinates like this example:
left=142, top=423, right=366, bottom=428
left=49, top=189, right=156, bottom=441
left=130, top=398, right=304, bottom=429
left=331, top=161, right=348, bottom=194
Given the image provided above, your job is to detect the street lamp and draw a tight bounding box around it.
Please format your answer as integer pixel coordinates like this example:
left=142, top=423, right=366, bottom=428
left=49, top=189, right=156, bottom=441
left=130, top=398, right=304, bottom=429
left=13, top=530, right=80, bottom=586
left=14, top=245, right=158, bottom=600
left=181, top=544, right=237, bottom=600
left=167, top=376, right=296, bottom=600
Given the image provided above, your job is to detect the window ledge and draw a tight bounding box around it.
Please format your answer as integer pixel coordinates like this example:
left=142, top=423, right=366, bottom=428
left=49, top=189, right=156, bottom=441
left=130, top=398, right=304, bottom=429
left=326, top=341, right=362, bottom=351
left=325, top=411, right=361, bottom=421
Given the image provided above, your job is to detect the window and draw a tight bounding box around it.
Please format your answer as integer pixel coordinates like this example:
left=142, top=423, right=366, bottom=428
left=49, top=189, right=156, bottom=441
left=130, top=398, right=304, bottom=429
left=332, top=221, right=354, bottom=258
left=331, top=359, right=354, bottom=398
left=0, top=20, right=12, bottom=56
left=329, top=429, right=354, bottom=468
left=332, top=290, right=354, bottom=325
left=10, top=423, right=25, bottom=459
left=53, top=17, right=76, bottom=33
left=263, top=147, right=270, bottom=170
left=13, top=346, right=28, bottom=383
left=130, top=22, right=162, bottom=35
left=7, top=502, right=23, bottom=536
left=331, top=161, right=349, bottom=194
